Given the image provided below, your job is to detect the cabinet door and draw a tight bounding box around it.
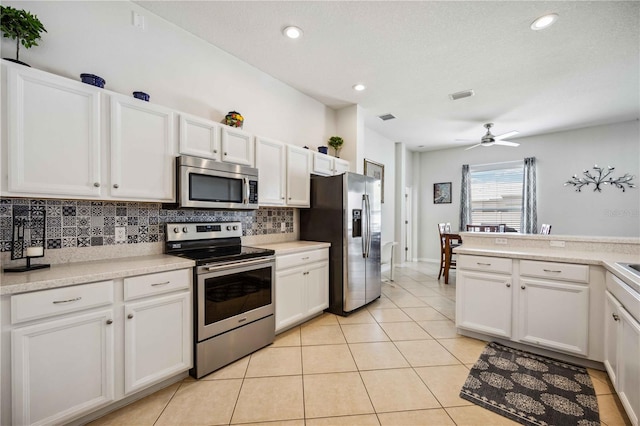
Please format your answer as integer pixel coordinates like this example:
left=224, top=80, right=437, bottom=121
left=221, top=125, right=254, bottom=166
left=312, top=152, right=333, bottom=176
left=456, top=270, right=512, bottom=338
left=333, top=158, right=350, bottom=175
left=179, top=113, right=221, bottom=161
left=110, top=95, right=176, bottom=201
left=124, top=292, right=191, bottom=394
left=604, top=291, right=621, bottom=386
left=517, top=278, right=589, bottom=356
left=306, top=261, right=329, bottom=316
left=12, top=309, right=114, bottom=426
left=6, top=65, right=102, bottom=198
left=255, top=137, right=286, bottom=206
left=618, top=306, right=640, bottom=426
left=286, top=145, right=311, bottom=207
left=276, top=267, right=306, bottom=332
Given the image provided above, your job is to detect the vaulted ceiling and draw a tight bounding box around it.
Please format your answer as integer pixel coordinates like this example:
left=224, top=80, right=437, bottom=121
left=136, top=1, right=640, bottom=151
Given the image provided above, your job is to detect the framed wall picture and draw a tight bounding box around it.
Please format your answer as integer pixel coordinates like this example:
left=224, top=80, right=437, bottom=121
left=434, top=182, right=452, bottom=204
left=364, top=159, right=385, bottom=203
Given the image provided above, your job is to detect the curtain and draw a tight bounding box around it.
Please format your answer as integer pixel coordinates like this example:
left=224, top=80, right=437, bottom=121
left=521, top=157, right=538, bottom=233
left=459, top=164, right=471, bottom=231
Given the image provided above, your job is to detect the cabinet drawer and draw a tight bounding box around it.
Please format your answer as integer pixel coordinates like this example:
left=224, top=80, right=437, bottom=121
left=277, top=249, right=328, bottom=270
left=520, top=260, right=589, bottom=283
left=458, top=255, right=512, bottom=274
left=11, top=280, right=114, bottom=324
left=124, top=269, right=191, bottom=301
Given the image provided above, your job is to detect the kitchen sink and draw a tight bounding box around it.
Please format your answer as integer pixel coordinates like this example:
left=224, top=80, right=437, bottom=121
left=617, top=263, right=640, bottom=278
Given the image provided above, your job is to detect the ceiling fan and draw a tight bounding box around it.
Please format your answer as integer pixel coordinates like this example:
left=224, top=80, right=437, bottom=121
left=459, top=123, right=520, bottom=150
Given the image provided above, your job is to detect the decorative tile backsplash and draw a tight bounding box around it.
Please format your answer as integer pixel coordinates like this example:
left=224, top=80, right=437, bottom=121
left=0, top=198, right=294, bottom=253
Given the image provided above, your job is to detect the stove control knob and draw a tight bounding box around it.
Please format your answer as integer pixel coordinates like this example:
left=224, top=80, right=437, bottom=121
left=173, top=227, right=180, bottom=234
left=226, top=225, right=232, bottom=231
left=233, top=225, right=238, bottom=231
left=182, top=227, right=189, bottom=233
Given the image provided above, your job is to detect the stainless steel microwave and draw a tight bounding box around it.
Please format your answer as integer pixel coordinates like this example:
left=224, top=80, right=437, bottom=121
left=176, top=155, right=259, bottom=209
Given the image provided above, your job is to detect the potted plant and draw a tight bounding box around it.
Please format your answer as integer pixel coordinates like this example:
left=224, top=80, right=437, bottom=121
left=328, top=136, right=344, bottom=157
left=0, top=5, right=47, bottom=67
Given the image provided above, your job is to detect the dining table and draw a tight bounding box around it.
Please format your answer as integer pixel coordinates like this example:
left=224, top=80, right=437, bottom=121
left=443, top=232, right=462, bottom=284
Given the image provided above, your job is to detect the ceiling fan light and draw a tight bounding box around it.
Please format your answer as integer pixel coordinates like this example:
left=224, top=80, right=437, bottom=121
left=282, top=26, right=303, bottom=39
left=353, top=83, right=366, bottom=91
left=531, top=13, right=558, bottom=30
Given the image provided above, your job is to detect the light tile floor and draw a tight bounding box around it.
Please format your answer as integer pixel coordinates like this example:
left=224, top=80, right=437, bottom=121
left=89, top=262, right=631, bottom=426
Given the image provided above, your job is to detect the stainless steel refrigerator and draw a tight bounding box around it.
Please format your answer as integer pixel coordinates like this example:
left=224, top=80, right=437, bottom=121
left=300, top=172, right=382, bottom=316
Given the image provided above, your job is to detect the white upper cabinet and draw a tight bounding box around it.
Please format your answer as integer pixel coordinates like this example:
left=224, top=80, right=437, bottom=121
left=334, top=158, right=350, bottom=174
left=255, top=137, right=286, bottom=206
left=4, top=64, right=102, bottom=198
left=220, top=125, right=254, bottom=167
left=286, top=145, right=311, bottom=207
left=179, top=113, right=222, bottom=161
left=2, top=63, right=177, bottom=202
left=312, top=152, right=350, bottom=176
left=110, top=94, right=176, bottom=202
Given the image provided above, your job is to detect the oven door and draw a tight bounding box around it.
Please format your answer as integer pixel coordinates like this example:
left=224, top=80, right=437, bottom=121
left=197, top=257, right=275, bottom=341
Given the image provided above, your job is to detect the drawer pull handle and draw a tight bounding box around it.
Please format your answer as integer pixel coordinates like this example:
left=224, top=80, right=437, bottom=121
left=106, top=319, right=113, bottom=325
left=238, top=317, right=247, bottom=323
left=543, top=269, right=562, bottom=273
left=128, top=314, right=134, bottom=319
left=301, top=257, right=310, bottom=260
left=53, top=297, right=82, bottom=304
left=612, top=313, right=620, bottom=322
left=521, top=286, right=526, bottom=290
left=477, top=262, right=491, bottom=266
left=151, top=281, right=171, bottom=287
left=506, top=283, right=511, bottom=287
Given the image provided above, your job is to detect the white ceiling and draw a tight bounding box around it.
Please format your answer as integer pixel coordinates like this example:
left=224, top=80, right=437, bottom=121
left=135, top=1, right=640, bottom=151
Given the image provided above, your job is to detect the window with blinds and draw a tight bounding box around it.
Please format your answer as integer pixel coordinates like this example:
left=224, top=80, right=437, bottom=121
left=469, top=161, right=524, bottom=232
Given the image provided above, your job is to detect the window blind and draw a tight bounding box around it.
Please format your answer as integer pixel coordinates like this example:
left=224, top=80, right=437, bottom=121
left=469, top=161, right=524, bottom=231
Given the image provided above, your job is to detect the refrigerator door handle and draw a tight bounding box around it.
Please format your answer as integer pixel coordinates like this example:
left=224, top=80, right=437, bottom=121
left=365, top=194, right=372, bottom=258
left=361, top=195, right=367, bottom=257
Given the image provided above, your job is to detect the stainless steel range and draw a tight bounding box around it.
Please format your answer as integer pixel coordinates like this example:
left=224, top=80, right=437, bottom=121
left=165, top=222, right=275, bottom=378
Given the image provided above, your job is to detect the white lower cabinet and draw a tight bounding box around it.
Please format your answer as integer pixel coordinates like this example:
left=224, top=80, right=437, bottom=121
left=12, top=309, right=115, bottom=426
left=124, top=292, right=191, bottom=394
left=7, top=268, right=192, bottom=425
left=275, top=248, right=329, bottom=332
left=456, top=270, right=512, bottom=338
left=457, top=255, right=591, bottom=357
left=604, top=272, right=640, bottom=426
left=518, top=277, right=589, bottom=355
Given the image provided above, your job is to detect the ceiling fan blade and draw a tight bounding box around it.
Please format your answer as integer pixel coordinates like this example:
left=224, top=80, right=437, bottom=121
left=465, top=143, right=482, bottom=150
left=494, top=140, right=520, bottom=147
left=494, top=131, right=519, bottom=140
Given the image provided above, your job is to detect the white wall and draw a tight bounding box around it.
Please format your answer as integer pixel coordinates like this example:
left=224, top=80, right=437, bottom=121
left=418, top=120, right=640, bottom=261
left=364, top=127, right=395, bottom=246
left=1, top=1, right=335, bottom=147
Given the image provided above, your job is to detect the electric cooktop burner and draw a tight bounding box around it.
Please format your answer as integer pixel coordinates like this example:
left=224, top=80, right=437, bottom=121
left=164, top=221, right=274, bottom=266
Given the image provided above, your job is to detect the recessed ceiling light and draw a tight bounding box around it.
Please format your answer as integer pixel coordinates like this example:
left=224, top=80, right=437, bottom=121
left=530, top=13, right=558, bottom=30
left=282, top=26, right=303, bottom=39
left=353, top=84, right=366, bottom=91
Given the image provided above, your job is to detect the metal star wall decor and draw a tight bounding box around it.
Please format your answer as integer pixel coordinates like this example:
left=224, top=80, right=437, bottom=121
left=565, top=165, right=635, bottom=192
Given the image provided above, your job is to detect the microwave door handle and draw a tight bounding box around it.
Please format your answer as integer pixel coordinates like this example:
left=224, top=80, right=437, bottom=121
left=243, top=178, right=249, bottom=204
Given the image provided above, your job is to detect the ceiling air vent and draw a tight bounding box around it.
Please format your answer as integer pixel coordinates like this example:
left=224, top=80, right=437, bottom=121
left=449, top=90, right=474, bottom=101
left=378, top=113, right=396, bottom=121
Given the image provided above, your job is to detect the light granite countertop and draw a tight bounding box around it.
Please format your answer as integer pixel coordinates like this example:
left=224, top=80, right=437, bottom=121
left=0, top=254, right=195, bottom=296
left=251, top=240, right=331, bottom=255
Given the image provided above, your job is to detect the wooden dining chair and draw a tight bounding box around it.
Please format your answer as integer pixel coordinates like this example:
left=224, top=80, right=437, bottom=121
left=438, top=223, right=461, bottom=282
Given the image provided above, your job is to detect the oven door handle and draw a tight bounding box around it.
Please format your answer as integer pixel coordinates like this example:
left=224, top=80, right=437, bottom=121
left=200, top=257, right=274, bottom=273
